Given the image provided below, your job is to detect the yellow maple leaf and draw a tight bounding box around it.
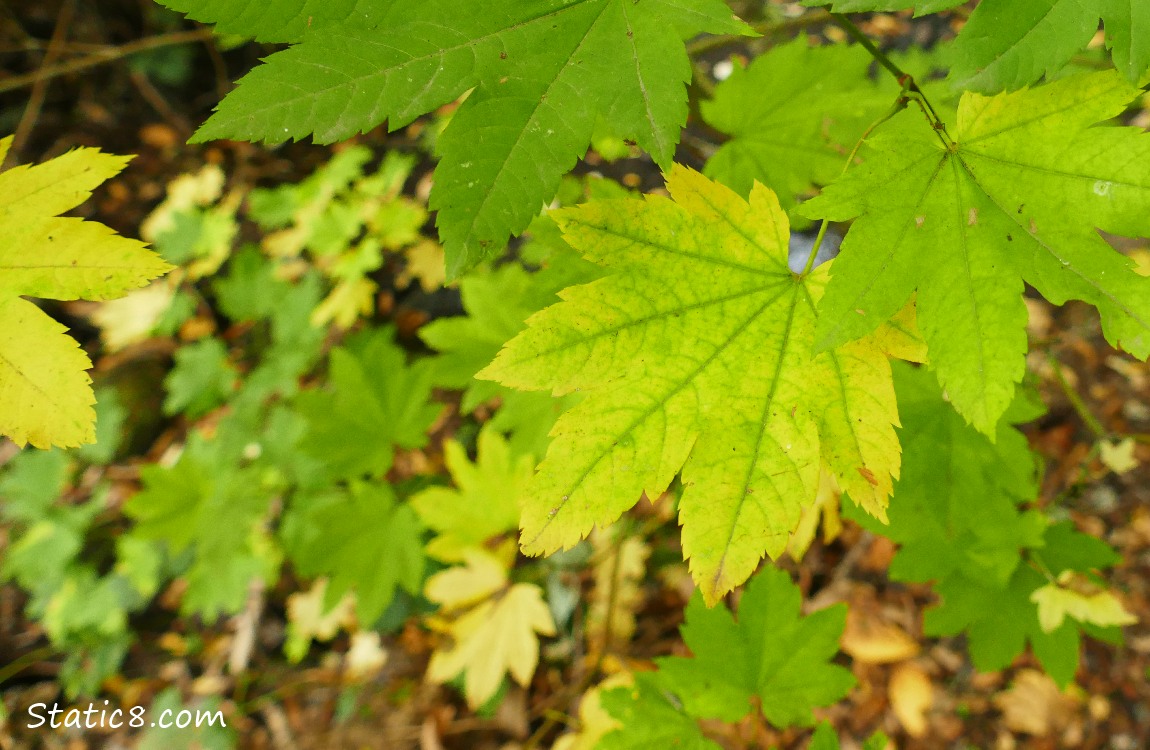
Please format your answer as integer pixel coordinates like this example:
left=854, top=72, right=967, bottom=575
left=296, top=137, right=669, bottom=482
left=1030, top=576, right=1138, bottom=633
left=425, top=551, right=556, bottom=707
left=0, top=136, right=171, bottom=448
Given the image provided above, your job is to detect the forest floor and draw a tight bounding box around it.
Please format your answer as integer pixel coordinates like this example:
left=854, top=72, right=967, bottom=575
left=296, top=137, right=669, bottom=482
left=1, top=1, right=1149, bottom=749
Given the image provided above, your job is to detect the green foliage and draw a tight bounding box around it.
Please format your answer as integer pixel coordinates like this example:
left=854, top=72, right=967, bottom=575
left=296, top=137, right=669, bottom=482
left=702, top=37, right=894, bottom=211
left=599, top=567, right=852, bottom=745
left=802, top=70, right=1150, bottom=434
left=294, top=328, right=441, bottom=482
left=125, top=444, right=280, bottom=619
left=175, top=0, right=750, bottom=275
left=484, top=166, right=914, bottom=602
left=805, top=0, right=1150, bottom=90
left=847, top=364, right=1123, bottom=686
left=284, top=481, right=425, bottom=623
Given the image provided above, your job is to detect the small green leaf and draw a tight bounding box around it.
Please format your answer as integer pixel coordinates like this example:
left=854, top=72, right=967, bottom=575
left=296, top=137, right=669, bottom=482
left=655, top=566, right=854, bottom=727
left=285, top=482, right=425, bottom=624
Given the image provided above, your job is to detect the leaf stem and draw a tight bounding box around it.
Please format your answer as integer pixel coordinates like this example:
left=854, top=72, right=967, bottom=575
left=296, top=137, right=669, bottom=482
left=1045, top=351, right=1107, bottom=438
left=0, top=28, right=217, bottom=96
left=830, top=13, right=954, bottom=150
left=801, top=88, right=909, bottom=276
left=685, top=10, right=834, bottom=57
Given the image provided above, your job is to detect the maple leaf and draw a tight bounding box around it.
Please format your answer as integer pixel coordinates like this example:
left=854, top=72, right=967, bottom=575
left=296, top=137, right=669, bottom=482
left=850, top=363, right=1125, bottom=686
left=802, top=70, right=1150, bottom=433
left=803, top=0, right=1149, bottom=90
left=598, top=673, right=722, bottom=750
left=410, top=426, right=533, bottom=562
left=655, top=566, right=855, bottom=727
left=0, top=136, right=171, bottom=448
left=154, top=0, right=397, bottom=42
left=285, top=481, right=425, bottom=624
left=124, top=447, right=278, bottom=619
left=482, top=166, right=913, bottom=603
left=294, top=327, right=441, bottom=481
left=184, top=0, right=751, bottom=275
left=424, top=551, right=555, bottom=708
left=702, top=37, right=896, bottom=211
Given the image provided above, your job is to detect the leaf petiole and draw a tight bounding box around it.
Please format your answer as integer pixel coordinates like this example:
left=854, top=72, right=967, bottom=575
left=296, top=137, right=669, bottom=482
left=801, top=87, right=910, bottom=276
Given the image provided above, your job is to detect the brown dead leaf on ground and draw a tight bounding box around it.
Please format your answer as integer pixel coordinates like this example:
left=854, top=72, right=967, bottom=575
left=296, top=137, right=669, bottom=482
left=993, top=669, right=1081, bottom=737
left=889, top=662, right=933, bottom=738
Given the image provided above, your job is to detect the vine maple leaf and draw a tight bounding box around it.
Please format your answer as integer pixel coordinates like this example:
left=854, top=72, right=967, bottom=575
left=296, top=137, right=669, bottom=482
left=181, top=0, right=750, bottom=275
left=425, top=551, right=555, bottom=708
left=802, top=70, right=1150, bottom=433
left=482, top=167, right=917, bottom=603
left=654, top=567, right=854, bottom=727
left=806, top=0, right=1150, bottom=91
left=0, top=136, right=171, bottom=448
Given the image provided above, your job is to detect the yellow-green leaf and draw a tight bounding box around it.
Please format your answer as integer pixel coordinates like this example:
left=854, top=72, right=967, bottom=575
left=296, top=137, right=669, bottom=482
left=0, top=137, right=172, bottom=448
left=482, top=167, right=908, bottom=603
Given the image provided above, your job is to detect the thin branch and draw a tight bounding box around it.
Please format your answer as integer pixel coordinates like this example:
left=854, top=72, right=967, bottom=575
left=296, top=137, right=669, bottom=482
left=0, top=28, right=216, bottom=96
left=801, top=87, right=909, bottom=276
left=830, top=13, right=954, bottom=150
left=1045, top=351, right=1107, bottom=438
left=6, top=0, right=74, bottom=169
left=685, top=9, right=834, bottom=56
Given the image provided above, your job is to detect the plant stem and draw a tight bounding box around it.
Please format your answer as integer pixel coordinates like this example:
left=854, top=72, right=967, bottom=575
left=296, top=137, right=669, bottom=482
left=830, top=13, right=954, bottom=150
left=685, top=10, right=833, bottom=56
left=801, top=88, right=909, bottom=276
left=0, top=28, right=217, bottom=96
left=1045, top=351, right=1107, bottom=438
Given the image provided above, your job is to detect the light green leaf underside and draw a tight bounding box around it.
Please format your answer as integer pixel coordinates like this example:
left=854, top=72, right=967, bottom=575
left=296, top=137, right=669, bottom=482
left=192, top=0, right=749, bottom=275
left=482, top=167, right=904, bottom=603
left=701, top=37, right=896, bottom=211
left=802, top=70, right=1150, bottom=434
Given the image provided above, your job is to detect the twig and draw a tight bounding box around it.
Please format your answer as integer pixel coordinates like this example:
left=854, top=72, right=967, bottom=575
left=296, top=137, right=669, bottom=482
left=0, top=28, right=216, bottom=96
left=6, top=0, right=74, bottom=169
left=685, top=10, right=834, bottom=56
left=1045, top=351, right=1107, bottom=438
left=831, top=13, right=954, bottom=150
left=802, top=86, right=909, bottom=276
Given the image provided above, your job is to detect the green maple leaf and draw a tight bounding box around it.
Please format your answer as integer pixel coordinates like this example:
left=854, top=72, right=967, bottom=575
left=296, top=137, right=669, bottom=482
left=948, top=0, right=1150, bottom=92
left=655, top=566, right=854, bottom=727
left=802, top=70, right=1150, bottom=433
left=125, top=447, right=278, bottom=619
left=482, top=167, right=914, bottom=603
left=154, top=0, right=396, bottom=42
left=185, top=0, right=750, bottom=275
left=850, top=364, right=1124, bottom=686
left=163, top=337, right=239, bottom=418
left=294, top=327, right=441, bottom=481
left=0, top=136, right=171, bottom=448
left=421, top=247, right=596, bottom=456
left=702, top=37, right=895, bottom=210
left=411, top=426, right=534, bottom=562
left=847, top=362, right=1044, bottom=588
left=803, top=0, right=1148, bottom=90
left=284, top=481, right=425, bottom=624
left=598, top=673, right=721, bottom=750
left=802, top=0, right=961, bottom=13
